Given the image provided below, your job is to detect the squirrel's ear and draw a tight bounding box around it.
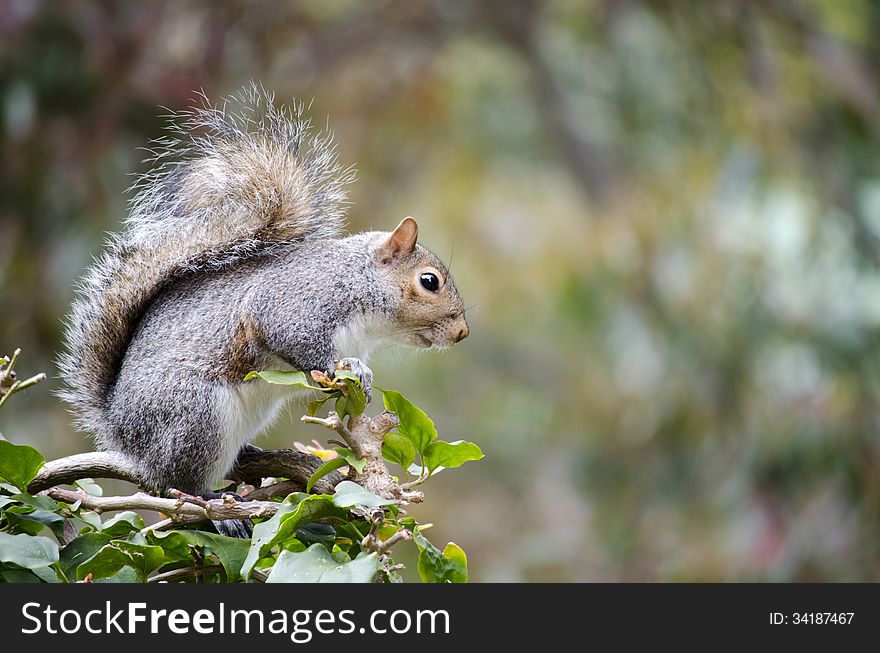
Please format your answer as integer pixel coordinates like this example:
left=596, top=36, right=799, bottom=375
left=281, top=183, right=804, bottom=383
left=377, top=217, right=419, bottom=265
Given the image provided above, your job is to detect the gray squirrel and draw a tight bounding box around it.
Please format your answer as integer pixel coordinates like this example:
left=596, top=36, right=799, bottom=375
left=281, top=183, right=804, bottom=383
left=58, top=86, right=468, bottom=503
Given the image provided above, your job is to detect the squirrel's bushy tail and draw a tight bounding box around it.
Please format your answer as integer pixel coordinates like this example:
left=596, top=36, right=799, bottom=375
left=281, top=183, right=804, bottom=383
left=58, top=85, right=354, bottom=440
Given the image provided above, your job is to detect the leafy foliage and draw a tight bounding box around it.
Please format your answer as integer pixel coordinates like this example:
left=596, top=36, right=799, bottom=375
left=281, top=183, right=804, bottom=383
left=0, top=377, right=481, bottom=584
left=252, top=372, right=483, bottom=499
left=413, top=529, right=468, bottom=584
left=0, top=440, right=44, bottom=490
left=379, top=388, right=483, bottom=487
left=266, top=545, right=378, bottom=583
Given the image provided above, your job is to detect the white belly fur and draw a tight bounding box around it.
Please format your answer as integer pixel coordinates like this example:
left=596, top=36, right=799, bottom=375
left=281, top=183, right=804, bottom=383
left=207, top=315, right=392, bottom=489
left=209, top=379, right=295, bottom=489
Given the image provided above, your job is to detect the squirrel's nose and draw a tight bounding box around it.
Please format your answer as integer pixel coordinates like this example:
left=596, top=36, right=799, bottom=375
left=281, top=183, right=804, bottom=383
left=453, top=322, right=469, bottom=343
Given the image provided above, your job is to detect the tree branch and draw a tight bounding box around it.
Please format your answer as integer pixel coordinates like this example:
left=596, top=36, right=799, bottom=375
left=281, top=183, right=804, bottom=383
left=28, top=452, right=144, bottom=493
left=27, top=447, right=344, bottom=496
left=48, top=487, right=281, bottom=521
left=228, top=447, right=344, bottom=494
left=301, top=409, right=423, bottom=503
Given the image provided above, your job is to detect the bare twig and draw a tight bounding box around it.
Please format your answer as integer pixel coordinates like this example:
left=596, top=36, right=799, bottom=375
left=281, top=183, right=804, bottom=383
left=365, top=528, right=412, bottom=555
left=47, top=488, right=280, bottom=521
left=140, top=517, right=179, bottom=534
left=399, top=475, right=430, bottom=490
left=301, top=413, right=356, bottom=449
left=28, top=452, right=143, bottom=493
left=0, top=348, right=46, bottom=410
left=244, top=480, right=305, bottom=501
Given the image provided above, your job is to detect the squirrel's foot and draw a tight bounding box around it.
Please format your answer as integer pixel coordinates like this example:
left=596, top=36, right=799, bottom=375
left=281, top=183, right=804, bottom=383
left=335, top=357, right=373, bottom=403
left=238, top=443, right=263, bottom=456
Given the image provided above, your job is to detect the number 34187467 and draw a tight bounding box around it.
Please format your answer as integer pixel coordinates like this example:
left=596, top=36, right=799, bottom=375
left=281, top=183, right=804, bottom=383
left=770, top=612, right=854, bottom=625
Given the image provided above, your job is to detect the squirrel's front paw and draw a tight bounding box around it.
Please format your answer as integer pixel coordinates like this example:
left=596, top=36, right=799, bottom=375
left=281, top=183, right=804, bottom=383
left=335, top=357, right=373, bottom=403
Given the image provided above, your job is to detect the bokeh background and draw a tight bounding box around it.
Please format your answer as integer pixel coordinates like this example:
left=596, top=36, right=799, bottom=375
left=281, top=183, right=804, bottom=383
left=3, top=0, right=880, bottom=581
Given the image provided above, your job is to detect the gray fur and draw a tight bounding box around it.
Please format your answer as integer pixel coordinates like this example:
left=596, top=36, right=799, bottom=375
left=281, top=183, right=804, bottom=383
left=58, top=86, right=467, bottom=495
left=58, top=85, right=352, bottom=442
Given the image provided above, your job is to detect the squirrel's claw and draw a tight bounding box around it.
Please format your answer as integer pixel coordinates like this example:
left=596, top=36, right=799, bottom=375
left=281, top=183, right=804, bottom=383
left=336, top=357, right=373, bottom=403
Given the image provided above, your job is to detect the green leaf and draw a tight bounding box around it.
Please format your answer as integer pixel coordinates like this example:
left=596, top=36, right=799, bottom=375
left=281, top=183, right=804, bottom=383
left=0, top=564, right=62, bottom=583
left=408, top=462, right=431, bottom=476
left=106, top=540, right=167, bottom=574
left=0, top=440, right=44, bottom=490
left=422, top=440, right=484, bottom=473
left=413, top=530, right=468, bottom=583
left=442, top=543, right=468, bottom=576
left=306, top=447, right=367, bottom=493
left=304, top=445, right=370, bottom=494
left=93, top=567, right=141, bottom=584
left=382, top=432, right=417, bottom=471
left=307, top=457, right=347, bottom=493
left=59, top=532, right=113, bottom=580
left=335, top=395, right=350, bottom=419
left=308, top=395, right=333, bottom=417
left=0, top=568, right=43, bottom=583
left=146, top=530, right=250, bottom=583
left=244, top=370, right=322, bottom=390
left=3, top=504, right=64, bottom=537
left=76, top=546, right=133, bottom=580
left=10, top=493, right=59, bottom=512
left=331, top=369, right=359, bottom=382
left=379, top=389, right=437, bottom=454
left=335, top=447, right=366, bottom=474
left=73, top=510, right=103, bottom=532
left=3, top=493, right=64, bottom=536
left=77, top=540, right=166, bottom=581
left=0, top=532, right=59, bottom=569
left=241, top=494, right=347, bottom=579
left=266, top=544, right=378, bottom=583
left=74, top=478, right=103, bottom=497
left=332, top=481, right=395, bottom=508
left=32, top=565, right=63, bottom=583
left=338, top=377, right=366, bottom=417
left=294, top=523, right=336, bottom=548
left=99, top=511, right=144, bottom=536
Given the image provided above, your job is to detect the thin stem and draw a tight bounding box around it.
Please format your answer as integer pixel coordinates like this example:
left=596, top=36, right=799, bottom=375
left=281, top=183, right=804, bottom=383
left=400, top=470, right=431, bottom=490
left=374, top=529, right=412, bottom=555
left=15, top=373, right=46, bottom=393
left=0, top=372, right=46, bottom=409
left=0, top=381, right=20, bottom=410
left=301, top=412, right=356, bottom=450
left=6, top=348, right=21, bottom=375
left=148, top=565, right=225, bottom=584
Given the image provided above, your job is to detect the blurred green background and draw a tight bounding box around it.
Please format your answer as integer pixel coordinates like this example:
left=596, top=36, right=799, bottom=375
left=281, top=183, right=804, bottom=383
left=3, top=0, right=880, bottom=581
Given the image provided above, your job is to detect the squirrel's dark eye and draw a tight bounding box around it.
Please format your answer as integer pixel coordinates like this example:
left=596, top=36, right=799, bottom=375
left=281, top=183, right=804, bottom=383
left=419, top=273, right=440, bottom=292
